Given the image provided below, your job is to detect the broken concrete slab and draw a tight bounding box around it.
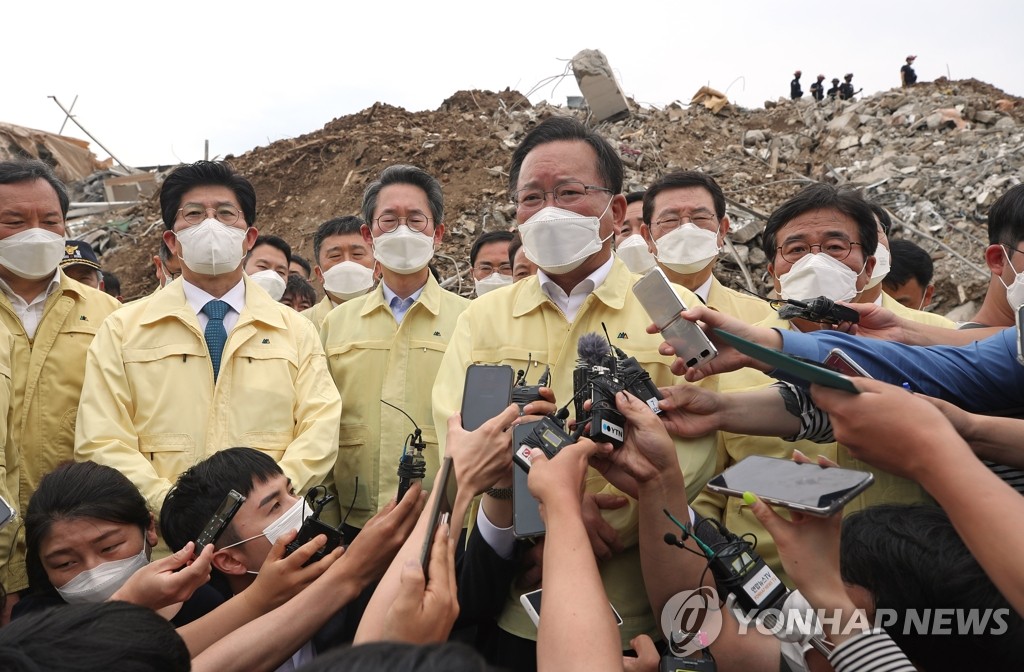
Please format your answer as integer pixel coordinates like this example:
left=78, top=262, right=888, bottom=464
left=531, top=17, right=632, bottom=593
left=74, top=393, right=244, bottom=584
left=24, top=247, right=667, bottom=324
left=571, top=49, right=630, bottom=123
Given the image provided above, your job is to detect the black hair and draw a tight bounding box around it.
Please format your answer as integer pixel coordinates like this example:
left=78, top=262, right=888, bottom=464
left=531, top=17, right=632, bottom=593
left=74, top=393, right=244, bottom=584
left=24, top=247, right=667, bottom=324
left=763, top=183, right=878, bottom=258
left=867, top=201, right=893, bottom=235
left=987, top=183, right=1024, bottom=247
left=284, top=274, right=316, bottom=306
left=508, top=117, right=623, bottom=196
left=841, top=505, right=1024, bottom=669
left=624, top=190, right=646, bottom=206
left=296, top=641, right=497, bottom=672
left=160, top=447, right=283, bottom=551
left=642, top=171, right=727, bottom=224
left=470, top=230, right=515, bottom=268
left=0, top=601, right=190, bottom=672
left=882, top=239, right=934, bottom=290
left=290, top=254, right=312, bottom=277
left=102, top=270, right=121, bottom=297
left=362, top=165, right=444, bottom=226
left=25, top=462, right=150, bottom=595
left=245, top=234, right=292, bottom=266
left=508, top=232, right=523, bottom=269
left=0, top=159, right=70, bottom=218
left=159, top=160, right=257, bottom=230
left=313, top=216, right=366, bottom=264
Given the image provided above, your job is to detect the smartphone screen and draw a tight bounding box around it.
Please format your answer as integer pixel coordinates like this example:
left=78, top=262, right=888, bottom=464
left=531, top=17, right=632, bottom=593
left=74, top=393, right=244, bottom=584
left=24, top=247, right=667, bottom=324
left=420, top=457, right=457, bottom=576
left=196, top=490, right=246, bottom=552
left=707, top=456, right=873, bottom=516
left=461, top=364, right=515, bottom=431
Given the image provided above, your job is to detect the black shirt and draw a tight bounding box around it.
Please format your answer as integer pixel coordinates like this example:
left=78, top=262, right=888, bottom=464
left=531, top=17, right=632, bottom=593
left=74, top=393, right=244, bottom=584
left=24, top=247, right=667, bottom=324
left=901, top=63, right=917, bottom=86
left=790, top=77, right=803, bottom=99
left=810, top=81, right=824, bottom=101
left=839, top=81, right=854, bottom=100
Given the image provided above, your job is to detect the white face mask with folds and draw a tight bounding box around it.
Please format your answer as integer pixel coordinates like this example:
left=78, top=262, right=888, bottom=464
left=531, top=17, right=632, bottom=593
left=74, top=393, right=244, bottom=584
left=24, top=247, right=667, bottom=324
left=248, top=270, right=286, bottom=301
left=999, top=246, right=1024, bottom=310
left=372, top=226, right=435, bottom=274
left=474, top=272, right=513, bottom=296
left=517, top=199, right=614, bottom=275
left=220, top=496, right=307, bottom=574
left=322, top=261, right=375, bottom=301
left=653, top=223, right=722, bottom=274
left=864, top=243, right=890, bottom=290
left=55, top=540, right=149, bottom=604
left=615, top=234, right=657, bottom=274
left=777, top=253, right=863, bottom=303
left=0, top=228, right=67, bottom=280
left=175, top=219, right=247, bottom=276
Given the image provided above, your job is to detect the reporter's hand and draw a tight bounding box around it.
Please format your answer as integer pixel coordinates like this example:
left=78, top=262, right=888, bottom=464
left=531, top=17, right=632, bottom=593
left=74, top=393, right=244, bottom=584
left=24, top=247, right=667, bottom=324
left=657, top=383, right=726, bottom=439
left=337, top=483, right=427, bottom=588
left=591, top=391, right=681, bottom=497
left=649, top=305, right=776, bottom=380
left=446, top=403, right=521, bottom=499
left=841, top=302, right=908, bottom=341
left=623, top=634, right=660, bottom=672
left=246, top=529, right=342, bottom=612
left=111, top=541, right=213, bottom=609
left=380, top=522, right=459, bottom=644
left=519, top=386, right=557, bottom=421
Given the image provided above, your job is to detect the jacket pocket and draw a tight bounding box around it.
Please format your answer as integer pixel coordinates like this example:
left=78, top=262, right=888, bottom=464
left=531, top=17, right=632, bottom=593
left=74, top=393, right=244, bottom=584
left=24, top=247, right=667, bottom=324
left=239, top=431, right=291, bottom=462
left=335, top=424, right=373, bottom=513
left=138, top=434, right=194, bottom=482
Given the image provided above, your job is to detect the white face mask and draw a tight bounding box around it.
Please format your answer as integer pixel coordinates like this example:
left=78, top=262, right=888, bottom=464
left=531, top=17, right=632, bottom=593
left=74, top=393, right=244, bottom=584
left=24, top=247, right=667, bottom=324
left=56, top=544, right=149, bottom=604
left=221, top=496, right=307, bottom=556
left=999, top=247, right=1024, bottom=310
left=654, top=223, right=721, bottom=274
left=474, top=272, right=513, bottom=296
left=517, top=201, right=613, bottom=275
left=372, top=226, right=435, bottom=274
left=322, top=261, right=375, bottom=301
left=0, top=228, right=67, bottom=280
left=249, top=270, right=286, bottom=301
left=615, top=234, right=657, bottom=274
left=777, top=253, right=863, bottom=302
left=864, top=243, right=889, bottom=290
left=175, top=218, right=247, bottom=276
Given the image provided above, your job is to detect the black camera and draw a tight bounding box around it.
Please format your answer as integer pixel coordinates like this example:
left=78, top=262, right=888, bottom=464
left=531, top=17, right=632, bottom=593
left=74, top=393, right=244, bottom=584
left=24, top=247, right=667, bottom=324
left=572, top=331, right=662, bottom=448
left=284, top=487, right=345, bottom=566
left=775, top=296, right=860, bottom=326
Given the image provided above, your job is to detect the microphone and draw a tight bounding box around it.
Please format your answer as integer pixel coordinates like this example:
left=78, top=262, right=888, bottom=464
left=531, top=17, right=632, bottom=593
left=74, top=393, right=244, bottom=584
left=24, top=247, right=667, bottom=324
left=576, top=332, right=610, bottom=368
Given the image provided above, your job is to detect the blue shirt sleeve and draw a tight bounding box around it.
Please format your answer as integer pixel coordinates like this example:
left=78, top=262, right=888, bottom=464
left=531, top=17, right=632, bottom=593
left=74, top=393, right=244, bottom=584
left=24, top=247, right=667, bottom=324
left=775, top=328, right=1024, bottom=414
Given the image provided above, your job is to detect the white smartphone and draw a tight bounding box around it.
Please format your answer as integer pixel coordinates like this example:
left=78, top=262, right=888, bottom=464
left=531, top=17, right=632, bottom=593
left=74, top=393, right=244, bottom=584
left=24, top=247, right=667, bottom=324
left=519, top=588, right=623, bottom=628
left=1016, top=305, right=1024, bottom=367
left=0, top=494, right=16, bottom=530
left=822, top=348, right=872, bottom=378
left=632, top=268, right=717, bottom=369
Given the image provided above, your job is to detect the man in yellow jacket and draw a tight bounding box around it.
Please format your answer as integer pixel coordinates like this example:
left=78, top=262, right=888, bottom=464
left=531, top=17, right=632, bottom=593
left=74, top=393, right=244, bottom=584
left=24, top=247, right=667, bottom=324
left=432, top=118, right=718, bottom=658
left=321, top=165, right=468, bottom=532
left=302, top=216, right=377, bottom=329
left=75, top=161, right=340, bottom=515
left=640, top=170, right=776, bottom=323
left=0, top=160, right=120, bottom=613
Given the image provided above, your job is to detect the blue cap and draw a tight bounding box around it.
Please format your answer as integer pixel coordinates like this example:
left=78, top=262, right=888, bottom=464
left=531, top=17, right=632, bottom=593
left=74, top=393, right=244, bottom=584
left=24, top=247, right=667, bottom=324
left=60, top=240, right=102, bottom=271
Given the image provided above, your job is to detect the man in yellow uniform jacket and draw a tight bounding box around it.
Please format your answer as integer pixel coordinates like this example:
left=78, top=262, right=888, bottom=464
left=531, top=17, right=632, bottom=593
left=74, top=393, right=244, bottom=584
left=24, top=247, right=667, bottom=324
left=302, top=216, right=377, bottom=329
left=321, top=165, right=468, bottom=532
left=75, top=161, right=340, bottom=515
left=432, top=118, right=718, bottom=659
left=0, top=160, right=120, bottom=613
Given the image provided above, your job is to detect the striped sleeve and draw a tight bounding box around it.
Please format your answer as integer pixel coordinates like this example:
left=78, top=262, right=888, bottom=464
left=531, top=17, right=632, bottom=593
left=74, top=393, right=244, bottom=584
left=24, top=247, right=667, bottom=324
left=829, top=629, right=917, bottom=672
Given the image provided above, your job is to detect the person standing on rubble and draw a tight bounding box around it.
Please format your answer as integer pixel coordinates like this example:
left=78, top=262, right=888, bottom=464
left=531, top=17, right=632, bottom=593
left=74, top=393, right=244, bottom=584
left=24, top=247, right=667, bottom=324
left=790, top=70, right=803, bottom=99
left=827, top=77, right=841, bottom=99
left=839, top=73, right=855, bottom=100
left=810, top=74, right=826, bottom=101
left=901, top=55, right=918, bottom=87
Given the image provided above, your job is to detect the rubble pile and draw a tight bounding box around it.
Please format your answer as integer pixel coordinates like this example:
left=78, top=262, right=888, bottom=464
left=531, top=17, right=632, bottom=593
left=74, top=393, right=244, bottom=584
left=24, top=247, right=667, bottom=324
left=99, top=78, right=1022, bottom=316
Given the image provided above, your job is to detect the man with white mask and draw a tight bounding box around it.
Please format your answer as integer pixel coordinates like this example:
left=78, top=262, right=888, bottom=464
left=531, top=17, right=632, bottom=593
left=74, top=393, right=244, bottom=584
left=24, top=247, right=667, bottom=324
left=242, top=235, right=291, bottom=302
left=613, top=191, right=657, bottom=274
left=857, top=202, right=953, bottom=328
left=641, top=171, right=773, bottom=322
left=432, top=117, right=718, bottom=666
left=320, top=164, right=469, bottom=533
left=75, top=161, right=341, bottom=517
left=469, top=230, right=514, bottom=297
left=302, top=216, right=378, bottom=328
left=965, top=184, right=1024, bottom=329
left=0, top=159, right=119, bottom=616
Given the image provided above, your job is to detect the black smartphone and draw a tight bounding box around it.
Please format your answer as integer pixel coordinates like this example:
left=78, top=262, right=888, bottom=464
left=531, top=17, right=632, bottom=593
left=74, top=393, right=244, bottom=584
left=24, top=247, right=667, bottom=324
left=512, top=421, right=545, bottom=538
left=420, top=457, right=458, bottom=576
left=461, top=364, right=515, bottom=431
left=196, top=490, right=246, bottom=552
left=706, top=455, right=874, bottom=517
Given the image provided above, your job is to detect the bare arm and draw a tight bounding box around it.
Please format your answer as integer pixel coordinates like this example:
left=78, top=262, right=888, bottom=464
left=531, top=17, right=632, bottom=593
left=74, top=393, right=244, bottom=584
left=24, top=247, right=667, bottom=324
left=924, top=396, right=1024, bottom=468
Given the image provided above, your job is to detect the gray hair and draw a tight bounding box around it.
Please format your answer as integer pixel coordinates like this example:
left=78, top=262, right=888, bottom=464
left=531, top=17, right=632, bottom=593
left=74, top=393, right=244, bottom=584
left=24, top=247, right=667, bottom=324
left=362, top=164, right=444, bottom=226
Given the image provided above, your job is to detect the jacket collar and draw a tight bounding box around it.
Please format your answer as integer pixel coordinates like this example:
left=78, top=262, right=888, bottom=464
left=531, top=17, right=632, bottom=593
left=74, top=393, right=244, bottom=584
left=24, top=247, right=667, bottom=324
left=360, top=273, right=442, bottom=318
left=138, top=275, right=287, bottom=329
left=512, top=257, right=631, bottom=318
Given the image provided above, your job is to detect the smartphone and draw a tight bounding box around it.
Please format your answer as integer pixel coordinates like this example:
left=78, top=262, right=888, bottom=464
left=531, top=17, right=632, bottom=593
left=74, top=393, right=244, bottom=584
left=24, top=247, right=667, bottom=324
left=512, top=421, right=546, bottom=538
left=195, top=489, right=246, bottom=552
left=1016, top=304, right=1024, bottom=367
left=632, top=268, right=718, bottom=369
left=823, top=348, right=872, bottom=378
left=420, top=457, right=457, bottom=576
left=0, top=494, right=16, bottom=530
left=461, top=364, right=515, bottom=431
left=706, top=455, right=874, bottom=517
left=519, top=588, right=623, bottom=627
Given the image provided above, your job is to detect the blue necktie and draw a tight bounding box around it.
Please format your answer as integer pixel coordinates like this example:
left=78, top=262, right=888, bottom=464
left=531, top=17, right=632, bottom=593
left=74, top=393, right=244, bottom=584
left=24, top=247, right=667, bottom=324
left=202, top=300, right=230, bottom=382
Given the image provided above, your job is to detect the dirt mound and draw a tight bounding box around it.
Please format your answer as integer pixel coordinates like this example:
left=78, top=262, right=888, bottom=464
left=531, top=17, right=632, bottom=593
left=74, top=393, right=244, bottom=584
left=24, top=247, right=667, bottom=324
left=100, top=80, right=1023, bottom=318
